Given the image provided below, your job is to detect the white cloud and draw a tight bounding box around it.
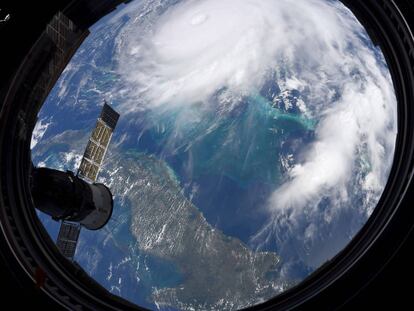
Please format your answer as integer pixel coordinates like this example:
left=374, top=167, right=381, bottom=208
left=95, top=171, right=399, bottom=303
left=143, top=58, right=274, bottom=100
left=270, top=81, right=395, bottom=213
left=113, top=0, right=397, bottom=271
left=31, top=118, right=52, bottom=149
left=63, top=151, right=83, bottom=172
left=117, top=0, right=372, bottom=108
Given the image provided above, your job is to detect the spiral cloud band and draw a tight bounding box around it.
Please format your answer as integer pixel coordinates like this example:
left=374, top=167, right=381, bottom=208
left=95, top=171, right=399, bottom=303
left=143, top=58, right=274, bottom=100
left=115, top=0, right=397, bottom=269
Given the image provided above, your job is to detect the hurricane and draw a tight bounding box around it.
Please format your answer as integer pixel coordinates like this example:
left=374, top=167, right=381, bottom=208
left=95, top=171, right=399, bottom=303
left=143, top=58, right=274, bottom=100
left=115, top=0, right=397, bottom=268
left=32, top=0, right=398, bottom=309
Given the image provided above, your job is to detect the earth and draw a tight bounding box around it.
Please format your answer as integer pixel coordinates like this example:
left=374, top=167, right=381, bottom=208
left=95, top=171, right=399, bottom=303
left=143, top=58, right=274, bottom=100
left=31, top=0, right=397, bottom=310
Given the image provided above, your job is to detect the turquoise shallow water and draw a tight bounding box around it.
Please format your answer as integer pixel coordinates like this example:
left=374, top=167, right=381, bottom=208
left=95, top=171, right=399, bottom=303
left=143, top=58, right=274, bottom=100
left=30, top=0, right=397, bottom=308
left=127, top=92, right=317, bottom=243
left=135, top=92, right=316, bottom=188
left=250, top=93, right=317, bottom=131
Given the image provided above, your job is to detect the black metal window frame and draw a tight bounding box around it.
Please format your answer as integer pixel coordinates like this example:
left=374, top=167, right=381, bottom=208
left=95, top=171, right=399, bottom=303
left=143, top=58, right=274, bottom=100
left=0, top=0, right=414, bottom=310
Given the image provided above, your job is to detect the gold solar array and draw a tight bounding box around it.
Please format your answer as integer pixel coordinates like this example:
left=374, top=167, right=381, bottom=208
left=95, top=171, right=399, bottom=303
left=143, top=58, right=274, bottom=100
left=78, top=119, right=114, bottom=182
left=57, top=102, right=119, bottom=261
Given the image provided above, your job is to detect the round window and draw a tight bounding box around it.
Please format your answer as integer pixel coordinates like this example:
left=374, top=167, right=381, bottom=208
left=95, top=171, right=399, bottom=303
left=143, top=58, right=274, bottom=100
left=31, top=0, right=397, bottom=309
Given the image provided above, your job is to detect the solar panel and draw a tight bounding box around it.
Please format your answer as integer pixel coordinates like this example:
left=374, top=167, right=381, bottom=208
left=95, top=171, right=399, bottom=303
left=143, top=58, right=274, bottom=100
left=78, top=158, right=100, bottom=182
left=56, top=102, right=119, bottom=260
left=56, top=221, right=81, bottom=260
left=100, top=103, right=120, bottom=130
left=77, top=102, right=120, bottom=182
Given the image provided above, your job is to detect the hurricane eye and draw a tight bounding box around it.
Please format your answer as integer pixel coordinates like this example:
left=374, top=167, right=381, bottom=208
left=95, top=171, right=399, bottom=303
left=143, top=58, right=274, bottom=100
left=31, top=0, right=397, bottom=309
left=190, top=13, right=208, bottom=26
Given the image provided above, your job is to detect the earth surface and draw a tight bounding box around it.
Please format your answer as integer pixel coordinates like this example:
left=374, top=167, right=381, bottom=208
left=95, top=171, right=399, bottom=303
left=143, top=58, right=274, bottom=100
left=31, top=0, right=397, bottom=310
